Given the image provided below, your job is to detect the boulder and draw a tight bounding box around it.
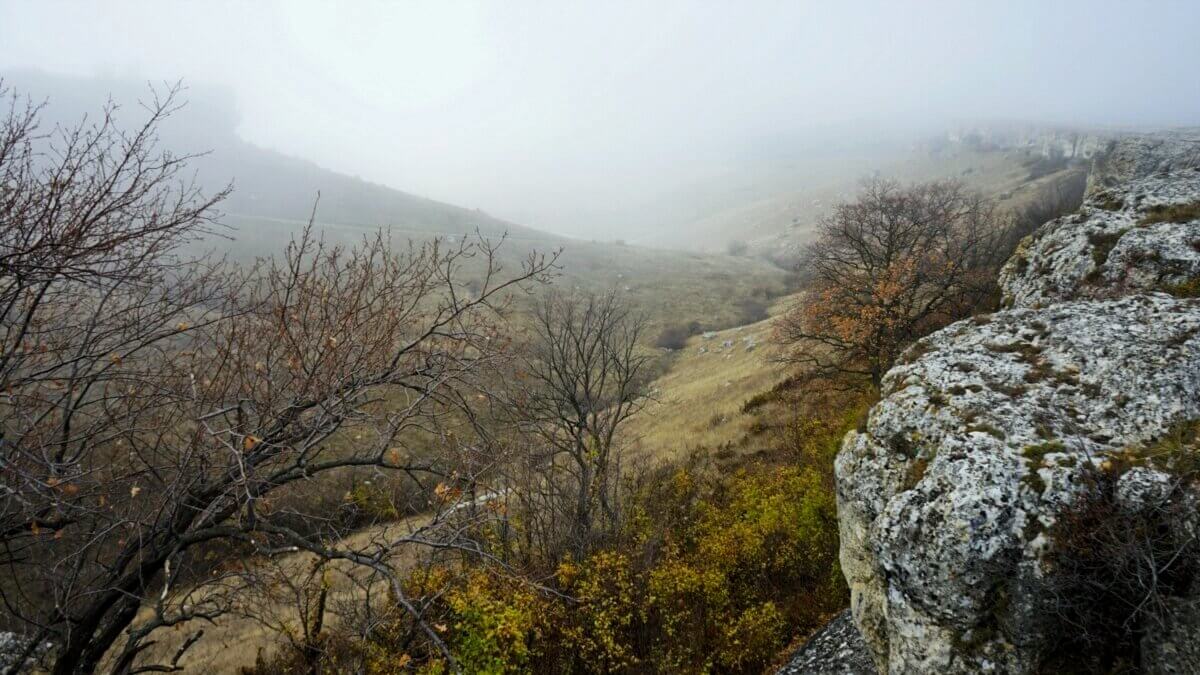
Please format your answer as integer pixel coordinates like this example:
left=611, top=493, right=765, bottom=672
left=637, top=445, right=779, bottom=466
left=1000, top=169, right=1200, bottom=309
left=836, top=293, right=1200, bottom=673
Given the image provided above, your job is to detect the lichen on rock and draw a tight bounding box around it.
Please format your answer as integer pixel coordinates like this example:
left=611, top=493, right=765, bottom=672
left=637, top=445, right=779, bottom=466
left=1087, top=132, right=1200, bottom=194
left=999, top=169, right=1200, bottom=309
left=836, top=291, right=1200, bottom=673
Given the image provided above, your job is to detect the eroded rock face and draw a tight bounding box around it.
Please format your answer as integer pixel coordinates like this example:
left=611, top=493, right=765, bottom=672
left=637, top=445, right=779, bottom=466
left=1087, top=133, right=1200, bottom=195
left=836, top=293, right=1200, bottom=673
left=1000, top=169, right=1200, bottom=309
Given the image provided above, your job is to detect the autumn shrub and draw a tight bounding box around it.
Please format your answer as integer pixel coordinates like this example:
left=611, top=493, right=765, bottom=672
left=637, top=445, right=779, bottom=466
left=260, top=455, right=850, bottom=674
left=775, top=178, right=1013, bottom=385
left=640, top=465, right=844, bottom=671
left=655, top=320, right=703, bottom=349
left=440, top=571, right=542, bottom=674
left=550, top=552, right=642, bottom=671
left=248, top=380, right=868, bottom=674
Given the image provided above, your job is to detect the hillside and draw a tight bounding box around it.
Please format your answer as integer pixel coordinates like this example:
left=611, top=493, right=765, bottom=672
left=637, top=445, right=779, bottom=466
left=3, top=70, right=547, bottom=243
left=648, top=139, right=1089, bottom=267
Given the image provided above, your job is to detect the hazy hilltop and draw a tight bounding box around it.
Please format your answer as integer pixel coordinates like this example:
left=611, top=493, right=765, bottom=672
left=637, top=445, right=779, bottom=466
left=2, top=70, right=1097, bottom=267
left=3, top=70, right=792, bottom=340
left=4, top=70, right=554, bottom=250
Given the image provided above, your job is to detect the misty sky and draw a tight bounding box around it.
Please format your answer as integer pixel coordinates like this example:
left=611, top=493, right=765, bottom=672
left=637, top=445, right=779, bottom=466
left=3, top=1, right=1199, bottom=238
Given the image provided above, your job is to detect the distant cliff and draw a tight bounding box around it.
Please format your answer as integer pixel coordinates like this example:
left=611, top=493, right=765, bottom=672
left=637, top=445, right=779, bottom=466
left=940, top=122, right=1115, bottom=159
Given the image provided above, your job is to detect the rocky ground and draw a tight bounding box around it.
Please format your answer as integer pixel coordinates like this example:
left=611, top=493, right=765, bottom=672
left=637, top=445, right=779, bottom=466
left=1001, top=168, right=1200, bottom=308
left=777, top=610, right=876, bottom=675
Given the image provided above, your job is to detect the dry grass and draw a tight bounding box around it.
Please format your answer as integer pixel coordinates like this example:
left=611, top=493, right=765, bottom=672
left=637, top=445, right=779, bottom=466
left=623, top=297, right=795, bottom=462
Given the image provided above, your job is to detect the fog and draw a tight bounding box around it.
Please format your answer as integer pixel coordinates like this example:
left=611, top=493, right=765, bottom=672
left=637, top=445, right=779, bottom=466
left=2, top=0, right=1199, bottom=240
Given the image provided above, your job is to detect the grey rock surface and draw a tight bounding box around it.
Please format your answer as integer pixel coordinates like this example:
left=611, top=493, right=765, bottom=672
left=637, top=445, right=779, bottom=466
left=1087, top=132, right=1200, bottom=195
left=1000, top=169, right=1200, bottom=308
left=836, top=293, right=1200, bottom=673
left=777, top=610, right=876, bottom=675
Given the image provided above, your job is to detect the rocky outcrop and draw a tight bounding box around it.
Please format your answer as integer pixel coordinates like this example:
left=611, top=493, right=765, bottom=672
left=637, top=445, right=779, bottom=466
left=939, top=123, right=1114, bottom=160
left=836, top=138, right=1200, bottom=674
left=1000, top=169, right=1200, bottom=308
left=1087, top=132, right=1200, bottom=195
left=837, top=294, right=1200, bottom=673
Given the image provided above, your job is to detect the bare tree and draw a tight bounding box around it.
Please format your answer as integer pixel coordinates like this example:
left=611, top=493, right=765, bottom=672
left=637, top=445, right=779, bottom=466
left=0, top=83, right=555, bottom=674
left=774, top=178, right=1010, bottom=385
left=503, top=290, right=653, bottom=560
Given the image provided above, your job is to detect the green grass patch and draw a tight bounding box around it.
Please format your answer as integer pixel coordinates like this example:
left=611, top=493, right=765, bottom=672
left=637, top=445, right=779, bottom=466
left=1161, top=276, right=1200, bottom=298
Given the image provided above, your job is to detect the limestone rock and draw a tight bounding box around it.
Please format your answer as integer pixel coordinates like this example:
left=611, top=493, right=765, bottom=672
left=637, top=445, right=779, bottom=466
left=1000, top=169, right=1200, bottom=308
left=1088, top=132, right=1200, bottom=195
left=835, top=293, right=1200, bottom=673
left=777, top=610, right=876, bottom=675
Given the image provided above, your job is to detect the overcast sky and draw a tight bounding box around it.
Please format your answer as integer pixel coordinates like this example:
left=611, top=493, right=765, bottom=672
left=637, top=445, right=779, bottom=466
left=3, top=1, right=1199, bottom=237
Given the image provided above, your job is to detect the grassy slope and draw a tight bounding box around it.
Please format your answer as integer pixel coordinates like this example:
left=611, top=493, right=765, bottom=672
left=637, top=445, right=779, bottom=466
left=623, top=299, right=792, bottom=462
left=625, top=148, right=1077, bottom=460
left=214, top=212, right=791, bottom=338
left=656, top=147, right=1079, bottom=257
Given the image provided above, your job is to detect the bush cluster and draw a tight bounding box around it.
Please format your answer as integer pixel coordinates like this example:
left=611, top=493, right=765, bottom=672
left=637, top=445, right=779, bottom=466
left=248, top=387, right=870, bottom=674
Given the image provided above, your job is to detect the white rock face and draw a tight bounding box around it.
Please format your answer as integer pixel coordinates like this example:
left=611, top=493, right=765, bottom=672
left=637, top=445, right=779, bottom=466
left=836, top=293, right=1200, bottom=673
left=1087, top=132, right=1200, bottom=195
left=999, top=169, right=1200, bottom=309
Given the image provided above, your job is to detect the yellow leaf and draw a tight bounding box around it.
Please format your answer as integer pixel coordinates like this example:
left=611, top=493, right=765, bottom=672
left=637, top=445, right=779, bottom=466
left=243, top=436, right=261, bottom=451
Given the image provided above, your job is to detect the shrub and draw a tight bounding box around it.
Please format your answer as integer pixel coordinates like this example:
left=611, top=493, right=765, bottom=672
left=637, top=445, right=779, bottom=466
left=247, top=379, right=870, bottom=675
left=442, top=571, right=541, bottom=674
left=1039, top=436, right=1200, bottom=673
left=734, top=297, right=769, bottom=325
left=654, top=320, right=702, bottom=349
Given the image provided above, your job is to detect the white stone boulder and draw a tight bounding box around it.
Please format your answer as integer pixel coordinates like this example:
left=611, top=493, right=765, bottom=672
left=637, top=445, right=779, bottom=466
left=1000, top=170, right=1200, bottom=309
left=836, top=293, right=1200, bottom=673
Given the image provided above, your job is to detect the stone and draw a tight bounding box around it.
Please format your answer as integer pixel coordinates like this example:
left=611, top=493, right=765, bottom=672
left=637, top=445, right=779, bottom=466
left=1087, top=132, right=1200, bottom=195
left=777, top=610, right=877, bottom=675
left=1000, top=169, right=1200, bottom=309
left=836, top=293, right=1200, bottom=673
